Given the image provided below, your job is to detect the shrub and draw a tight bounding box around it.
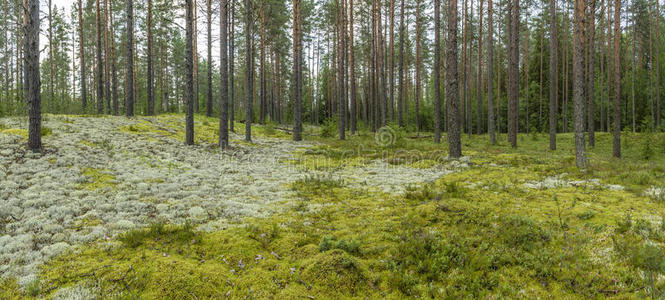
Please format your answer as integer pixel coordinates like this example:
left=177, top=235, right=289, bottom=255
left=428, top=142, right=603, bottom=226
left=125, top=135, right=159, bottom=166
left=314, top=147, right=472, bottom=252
left=320, top=119, right=337, bottom=138
left=319, top=236, right=362, bottom=256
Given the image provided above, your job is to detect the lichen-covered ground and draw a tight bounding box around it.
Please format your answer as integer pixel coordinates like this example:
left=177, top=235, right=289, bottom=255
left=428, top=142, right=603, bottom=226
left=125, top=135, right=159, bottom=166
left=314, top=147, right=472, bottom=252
left=1, top=114, right=665, bottom=299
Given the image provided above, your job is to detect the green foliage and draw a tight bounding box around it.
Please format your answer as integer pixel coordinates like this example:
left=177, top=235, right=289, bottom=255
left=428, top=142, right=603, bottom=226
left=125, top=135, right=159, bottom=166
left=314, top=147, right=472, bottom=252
left=118, top=222, right=199, bottom=248
left=318, top=236, right=361, bottom=256
left=25, top=279, right=40, bottom=297
left=320, top=119, right=337, bottom=138
left=291, top=174, right=345, bottom=196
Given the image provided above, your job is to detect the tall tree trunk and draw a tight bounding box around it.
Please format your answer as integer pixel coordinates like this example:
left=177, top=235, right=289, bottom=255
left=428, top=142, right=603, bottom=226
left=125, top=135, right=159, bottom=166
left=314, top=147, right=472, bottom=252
left=350, top=0, right=357, bottom=134
left=488, top=0, right=496, bottom=144
left=96, top=0, right=104, bottom=114
left=573, top=0, right=588, bottom=168
left=336, top=0, right=346, bottom=139
left=206, top=0, right=213, bottom=117
left=147, top=0, right=154, bottom=115
left=447, top=0, right=461, bottom=157
left=508, top=0, right=519, bottom=147
left=78, top=0, right=87, bottom=110
left=48, top=0, right=53, bottom=112
left=126, top=0, right=134, bottom=116
left=476, top=0, right=483, bottom=134
left=26, top=0, right=40, bottom=152
left=103, top=0, right=111, bottom=113
left=389, top=0, right=395, bottom=122
left=245, top=0, right=252, bottom=141
left=612, top=0, right=620, bottom=157
left=219, top=0, right=229, bottom=147
left=539, top=6, right=544, bottom=132
left=462, top=0, right=468, bottom=135
left=259, top=9, right=266, bottom=124
left=293, top=0, right=303, bottom=140
left=415, top=0, right=421, bottom=132
left=194, top=0, right=199, bottom=113
left=185, top=0, right=194, bottom=144
left=108, top=0, right=117, bottom=115
left=397, top=0, right=405, bottom=127
left=434, top=0, right=441, bottom=143
left=549, top=0, right=558, bottom=150
left=587, top=0, right=596, bottom=146
left=656, top=0, right=661, bottom=128
left=229, top=0, right=235, bottom=131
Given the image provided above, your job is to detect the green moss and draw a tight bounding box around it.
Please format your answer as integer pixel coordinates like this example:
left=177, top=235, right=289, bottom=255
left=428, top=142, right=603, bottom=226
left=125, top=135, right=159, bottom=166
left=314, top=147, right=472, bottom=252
left=78, top=168, right=116, bottom=191
left=1, top=128, right=28, bottom=138
left=300, top=249, right=371, bottom=296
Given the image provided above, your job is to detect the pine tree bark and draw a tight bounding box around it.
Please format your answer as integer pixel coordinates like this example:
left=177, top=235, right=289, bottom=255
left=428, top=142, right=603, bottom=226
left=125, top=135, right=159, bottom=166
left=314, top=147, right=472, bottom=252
left=245, top=0, right=252, bottom=141
left=587, top=0, right=596, bottom=146
left=193, top=0, right=199, bottom=113
left=186, top=0, right=195, bottom=144
left=476, top=0, right=483, bottom=134
left=397, top=0, right=405, bottom=127
left=206, top=0, right=213, bottom=117
left=229, top=0, right=235, bottom=131
left=549, top=0, right=558, bottom=150
left=573, top=0, right=588, bottom=168
left=447, top=0, right=461, bottom=158
left=26, top=0, right=41, bottom=152
left=293, top=0, right=303, bottom=141
left=434, top=0, right=441, bottom=143
left=389, top=0, right=395, bottom=122
left=126, top=0, right=135, bottom=116
left=508, top=0, right=519, bottom=147
left=259, top=10, right=266, bottom=124
left=349, top=0, right=357, bottom=134
left=612, top=0, right=620, bottom=157
left=77, top=0, right=87, bottom=110
left=219, top=0, right=229, bottom=147
left=48, top=0, right=53, bottom=111
left=415, top=0, right=421, bottom=132
left=108, top=0, right=117, bottom=115
left=146, top=0, right=154, bottom=115
left=96, top=0, right=104, bottom=114
left=488, top=0, right=496, bottom=144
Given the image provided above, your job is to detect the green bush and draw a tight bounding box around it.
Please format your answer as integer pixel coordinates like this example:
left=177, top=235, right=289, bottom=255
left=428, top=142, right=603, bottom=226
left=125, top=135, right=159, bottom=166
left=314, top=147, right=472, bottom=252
left=320, top=119, right=337, bottom=138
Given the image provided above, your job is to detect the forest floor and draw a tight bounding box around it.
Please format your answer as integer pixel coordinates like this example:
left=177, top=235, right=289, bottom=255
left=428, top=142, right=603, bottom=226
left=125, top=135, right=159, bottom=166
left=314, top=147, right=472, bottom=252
left=1, top=114, right=665, bottom=299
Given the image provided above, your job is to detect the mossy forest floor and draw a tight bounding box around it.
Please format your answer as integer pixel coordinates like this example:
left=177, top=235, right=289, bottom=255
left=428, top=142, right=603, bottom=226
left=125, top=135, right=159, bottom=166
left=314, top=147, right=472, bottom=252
left=1, top=114, right=665, bottom=299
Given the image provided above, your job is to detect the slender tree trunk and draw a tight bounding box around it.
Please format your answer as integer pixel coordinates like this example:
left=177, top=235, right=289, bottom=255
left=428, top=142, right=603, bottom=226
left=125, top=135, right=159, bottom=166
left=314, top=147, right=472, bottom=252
left=389, top=0, right=395, bottom=122
left=206, top=0, right=213, bottom=117
left=48, top=0, right=53, bottom=112
left=462, top=0, right=468, bottom=135
left=434, top=0, right=441, bottom=143
left=245, top=0, right=252, bottom=141
left=508, top=0, right=519, bottom=147
left=549, top=0, right=558, bottom=150
left=294, top=0, right=303, bottom=140
left=146, top=0, right=154, bottom=115
left=26, top=0, right=40, bottom=152
left=103, top=0, right=110, bottom=113
left=108, top=0, right=117, bottom=115
left=573, top=0, right=588, bottom=168
left=185, top=0, right=194, bottom=144
left=488, top=0, right=496, bottom=144
left=587, top=0, right=596, bottom=146
left=78, top=0, right=88, bottom=111
left=415, top=0, right=421, bottom=132
left=219, top=0, right=229, bottom=147
left=612, top=0, right=620, bottom=157
left=539, top=7, right=544, bottom=132
left=194, top=0, right=199, bottom=113
left=447, top=0, right=461, bottom=157
left=476, top=0, right=483, bottom=134
left=337, top=0, right=346, bottom=139
left=259, top=10, right=266, bottom=124
left=96, top=0, right=104, bottom=114
left=230, top=0, right=235, bottom=131
left=656, top=0, right=661, bottom=128
left=350, top=0, right=357, bottom=134
left=126, top=0, right=134, bottom=116
left=398, top=0, right=405, bottom=127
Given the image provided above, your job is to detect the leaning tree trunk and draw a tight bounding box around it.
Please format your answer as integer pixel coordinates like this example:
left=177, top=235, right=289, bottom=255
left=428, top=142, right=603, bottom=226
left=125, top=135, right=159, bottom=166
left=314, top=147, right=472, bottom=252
left=612, top=0, right=620, bottom=158
left=549, top=0, right=558, bottom=150
left=126, top=0, right=135, bottom=116
left=573, top=0, right=588, bottom=169
left=434, top=0, right=441, bottom=143
left=447, top=0, right=461, bottom=158
left=185, top=0, right=194, bottom=144
left=219, top=0, right=229, bottom=147
left=26, top=0, right=41, bottom=152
